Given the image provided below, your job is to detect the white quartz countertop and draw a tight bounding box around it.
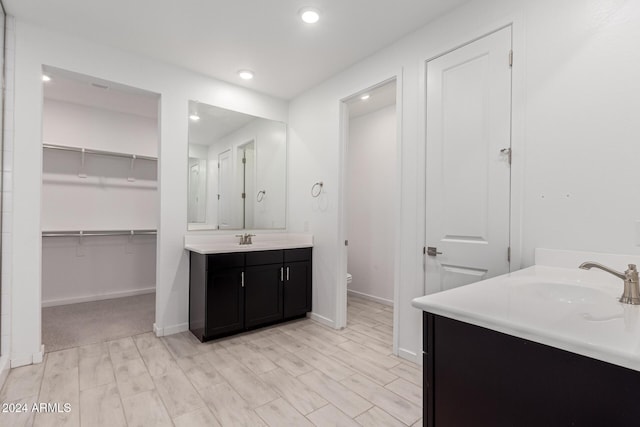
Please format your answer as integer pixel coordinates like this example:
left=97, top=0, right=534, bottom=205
left=184, top=233, right=313, bottom=254
left=412, top=264, right=640, bottom=372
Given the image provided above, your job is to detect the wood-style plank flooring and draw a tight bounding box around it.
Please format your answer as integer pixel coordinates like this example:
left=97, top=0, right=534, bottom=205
left=0, top=296, right=423, bottom=426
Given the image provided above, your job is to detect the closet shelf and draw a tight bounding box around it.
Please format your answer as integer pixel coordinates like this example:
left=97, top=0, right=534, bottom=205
left=42, top=229, right=157, bottom=237
left=42, top=143, right=157, bottom=161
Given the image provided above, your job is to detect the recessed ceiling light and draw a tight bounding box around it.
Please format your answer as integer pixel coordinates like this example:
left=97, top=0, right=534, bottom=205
left=300, top=7, right=320, bottom=24
left=42, top=75, right=51, bottom=82
left=238, top=70, right=254, bottom=80
left=189, top=114, right=200, bottom=121
left=360, top=94, right=370, bottom=101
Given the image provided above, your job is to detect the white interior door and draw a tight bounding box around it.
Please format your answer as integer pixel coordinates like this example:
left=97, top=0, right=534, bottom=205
left=425, top=27, right=512, bottom=293
left=218, top=149, right=232, bottom=229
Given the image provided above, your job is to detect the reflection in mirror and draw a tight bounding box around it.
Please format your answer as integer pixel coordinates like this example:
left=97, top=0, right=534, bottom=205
left=188, top=101, right=286, bottom=230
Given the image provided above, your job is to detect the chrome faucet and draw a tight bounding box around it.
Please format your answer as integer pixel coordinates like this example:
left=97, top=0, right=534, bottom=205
left=579, top=262, right=640, bottom=305
left=235, top=233, right=256, bottom=245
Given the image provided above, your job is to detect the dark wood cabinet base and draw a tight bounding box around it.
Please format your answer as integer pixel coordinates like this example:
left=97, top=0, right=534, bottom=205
left=423, top=312, right=640, bottom=427
left=189, top=248, right=312, bottom=342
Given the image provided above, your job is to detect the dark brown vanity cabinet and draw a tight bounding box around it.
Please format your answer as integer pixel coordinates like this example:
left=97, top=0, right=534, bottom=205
left=283, top=249, right=312, bottom=319
left=245, top=250, right=284, bottom=328
left=189, top=248, right=312, bottom=342
left=422, top=312, right=640, bottom=427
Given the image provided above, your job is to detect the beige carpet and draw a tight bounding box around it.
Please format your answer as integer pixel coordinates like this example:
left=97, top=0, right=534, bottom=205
left=42, top=293, right=155, bottom=353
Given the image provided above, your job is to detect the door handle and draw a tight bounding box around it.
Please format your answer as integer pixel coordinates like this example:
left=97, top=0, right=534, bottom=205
left=281, top=267, right=284, bottom=281
left=241, top=271, right=245, bottom=287
left=427, top=247, right=443, bottom=257
left=286, top=267, right=290, bottom=281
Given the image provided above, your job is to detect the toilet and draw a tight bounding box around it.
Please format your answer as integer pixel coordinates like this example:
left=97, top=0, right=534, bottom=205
left=346, top=273, right=352, bottom=287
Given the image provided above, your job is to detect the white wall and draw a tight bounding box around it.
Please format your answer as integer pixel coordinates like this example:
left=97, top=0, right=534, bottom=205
left=41, top=235, right=156, bottom=306
left=289, top=0, right=640, bottom=362
left=43, top=99, right=157, bottom=156
left=347, top=105, right=396, bottom=304
left=11, top=20, right=287, bottom=367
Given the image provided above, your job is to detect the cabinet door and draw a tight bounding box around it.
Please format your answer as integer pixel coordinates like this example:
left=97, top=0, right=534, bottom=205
left=206, top=267, right=245, bottom=338
left=245, top=264, right=283, bottom=328
left=283, top=260, right=311, bottom=319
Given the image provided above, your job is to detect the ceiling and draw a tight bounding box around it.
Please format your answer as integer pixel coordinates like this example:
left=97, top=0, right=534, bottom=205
left=5, top=0, right=470, bottom=100
left=43, top=66, right=159, bottom=118
left=347, top=79, right=397, bottom=119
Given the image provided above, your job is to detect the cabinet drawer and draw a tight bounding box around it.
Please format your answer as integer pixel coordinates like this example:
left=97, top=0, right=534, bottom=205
left=284, top=247, right=312, bottom=263
left=207, top=253, right=245, bottom=270
left=246, top=250, right=283, bottom=266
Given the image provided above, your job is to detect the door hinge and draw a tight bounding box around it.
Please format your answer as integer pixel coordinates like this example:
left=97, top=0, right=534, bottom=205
left=218, top=162, right=220, bottom=168
left=509, top=50, right=513, bottom=67
left=345, top=240, right=349, bottom=246
left=500, top=148, right=512, bottom=165
left=423, top=247, right=426, bottom=255
left=217, top=194, right=220, bottom=200
left=507, top=246, right=511, bottom=262
left=242, top=157, right=246, bottom=164
left=241, top=193, right=246, bottom=199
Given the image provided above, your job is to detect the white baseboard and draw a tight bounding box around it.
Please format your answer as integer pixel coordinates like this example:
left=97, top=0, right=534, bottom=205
left=154, top=322, right=188, bottom=337
left=0, top=355, right=10, bottom=390
left=398, top=347, right=421, bottom=365
left=11, top=345, right=45, bottom=368
left=347, top=289, right=394, bottom=307
left=42, top=287, right=156, bottom=308
left=308, top=312, right=336, bottom=329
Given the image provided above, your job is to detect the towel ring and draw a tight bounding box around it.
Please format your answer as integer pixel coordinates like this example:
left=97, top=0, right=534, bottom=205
left=311, top=181, right=323, bottom=198
left=257, top=190, right=266, bottom=202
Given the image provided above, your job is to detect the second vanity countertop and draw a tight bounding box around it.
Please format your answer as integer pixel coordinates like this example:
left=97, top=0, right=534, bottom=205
left=412, top=263, right=640, bottom=372
left=184, top=233, right=313, bottom=254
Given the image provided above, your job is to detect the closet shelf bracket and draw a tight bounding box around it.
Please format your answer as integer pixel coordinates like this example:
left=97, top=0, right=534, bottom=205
left=128, top=155, right=137, bottom=182
left=78, top=148, right=87, bottom=178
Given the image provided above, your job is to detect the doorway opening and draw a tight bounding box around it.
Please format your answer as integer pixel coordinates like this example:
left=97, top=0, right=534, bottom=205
left=40, top=67, right=160, bottom=352
left=339, top=79, right=399, bottom=352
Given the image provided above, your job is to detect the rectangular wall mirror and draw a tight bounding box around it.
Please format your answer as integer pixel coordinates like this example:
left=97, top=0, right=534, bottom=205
left=188, top=101, right=287, bottom=230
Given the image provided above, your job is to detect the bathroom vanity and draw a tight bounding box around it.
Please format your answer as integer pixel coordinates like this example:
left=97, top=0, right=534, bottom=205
left=413, top=250, right=640, bottom=427
left=186, top=234, right=312, bottom=342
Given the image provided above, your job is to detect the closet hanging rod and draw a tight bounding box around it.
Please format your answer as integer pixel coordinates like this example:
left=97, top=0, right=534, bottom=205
left=42, top=229, right=157, bottom=237
left=42, top=143, right=157, bottom=162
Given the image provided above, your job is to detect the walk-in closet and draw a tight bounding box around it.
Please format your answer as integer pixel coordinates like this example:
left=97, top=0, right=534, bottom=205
left=41, top=68, right=159, bottom=352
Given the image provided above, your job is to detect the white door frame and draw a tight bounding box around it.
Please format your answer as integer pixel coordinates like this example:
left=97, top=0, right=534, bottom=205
left=337, top=72, right=404, bottom=356
left=420, top=22, right=525, bottom=294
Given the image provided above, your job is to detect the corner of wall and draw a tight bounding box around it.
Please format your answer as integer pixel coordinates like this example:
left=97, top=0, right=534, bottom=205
left=1, top=14, right=16, bottom=377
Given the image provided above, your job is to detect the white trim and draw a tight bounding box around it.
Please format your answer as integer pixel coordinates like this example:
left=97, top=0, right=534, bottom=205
left=392, top=71, right=404, bottom=357
left=0, top=356, right=10, bottom=390
left=398, top=347, right=420, bottom=365
left=337, top=71, right=403, bottom=353
left=10, top=345, right=44, bottom=368
left=336, top=101, right=349, bottom=330
left=308, top=312, right=336, bottom=329
left=347, top=290, right=393, bottom=307
left=33, top=345, right=45, bottom=364
left=41, top=287, right=156, bottom=308
left=154, top=321, right=188, bottom=337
